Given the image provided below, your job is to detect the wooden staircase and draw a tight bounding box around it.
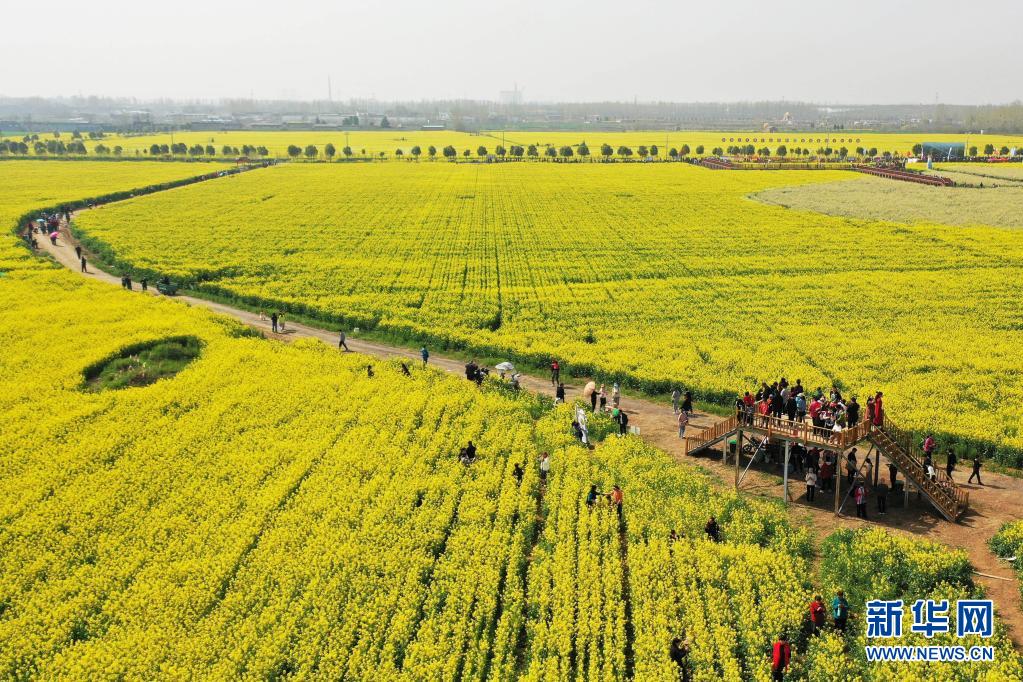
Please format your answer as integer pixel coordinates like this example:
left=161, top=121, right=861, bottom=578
left=684, top=408, right=968, bottom=522
left=867, top=415, right=968, bottom=522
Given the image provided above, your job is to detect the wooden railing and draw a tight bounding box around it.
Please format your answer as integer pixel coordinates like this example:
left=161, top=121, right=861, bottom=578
left=852, top=165, right=955, bottom=187
left=683, top=414, right=737, bottom=456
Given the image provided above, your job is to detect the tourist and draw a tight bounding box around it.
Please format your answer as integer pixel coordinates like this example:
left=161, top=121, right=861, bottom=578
left=876, top=479, right=888, bottom=515
left=338, top=330, right=349, bottom=351
left=671, top=388, right=681, bottom=414
left=888, top=462, right=898, bottom=486
left=616, top=409, right=629, bottom=437
left=585, top=484, right=601, bottom=507
left=832, top=591, right=850, bottom=632
left=599, top=384, right=607, bottom=412
left=577, top=408, right=590, bottom=444
left=805, top=469, right=818, bottom=502
left=681, top=390, right=693, bottom=416
left=873, top=391, right=884, bottom=426
left=589, top=385, right=598, bottom=412
left=465, top=359, right=478, bottom=382
left=969, top=456, right=983, bottom=485
left=705, top=516, right=720, bottom=542
left=770, top=634, right=791, bottom=681
left=140, top=278, right=147, bottom=292
left=862, top=455, right=873, bottom=483
left=400, top=362, right=411, bottom=377
left=847, top=396, right=860, bottom=426
left=278, top=313, right=286, bottom=332
left=555, top=382, right=566, bottom=404
left=75, top=245, right=82, bottom=259
left=785, top=392, right=797, bottom=421
left=922, top=433, right=936, bottom=460
left=866, top=395, right=875, bottom=426
left=845, top=448, right=858, bottom=486
left=366, top=364, right=374, bottom=378
left=819, top=458, right=834, bottom=492
left=513, top=463, right=524, bottom=485
left=270, top=312, right=279, bottom=333
left=550, top=359, right=560, bottom=385
left=420, top=346, right=429, bottom=366
left=669, top=529, right=679, bottom=542
left=792, top=379, right=804, bottom=396
left=464, top=441, right=477, bottom=462
left=609, top=485, right=624, bottom=517
left=539, top=452, right=551, bottom=482
left=925, top=459, right=937, bottom=481
left=678, top=410, right=689, bottom=439
left=669, top=637, right=691, bottom=682
left=946, top=450, right=957, bottom=479
left=612, top=382, right=621, bottom=408
left=809, top=595, right=827, bottom=635
left=854, top=483, right=868, bottom=519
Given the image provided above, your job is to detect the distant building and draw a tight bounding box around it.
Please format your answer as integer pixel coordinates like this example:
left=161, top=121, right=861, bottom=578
left=500, top=85, right=523, bottom=106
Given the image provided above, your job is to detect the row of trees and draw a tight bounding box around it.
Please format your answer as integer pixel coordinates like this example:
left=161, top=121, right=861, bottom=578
left=283, top=142, right=714, bottom=161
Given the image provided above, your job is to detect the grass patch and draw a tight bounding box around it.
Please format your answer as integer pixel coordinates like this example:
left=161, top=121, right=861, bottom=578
left=82, top=335, right=201, bottom=391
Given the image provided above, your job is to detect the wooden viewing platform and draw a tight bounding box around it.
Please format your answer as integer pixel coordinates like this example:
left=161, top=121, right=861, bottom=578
left=684, top=409, right=968, bottom=522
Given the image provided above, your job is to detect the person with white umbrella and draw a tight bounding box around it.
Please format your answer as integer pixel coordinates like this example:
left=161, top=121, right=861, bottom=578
left=495, top=361, right=515, bottom=380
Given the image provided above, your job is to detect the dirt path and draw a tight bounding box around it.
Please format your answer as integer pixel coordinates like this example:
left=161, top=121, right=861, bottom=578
left=38, top=215, right=1023, bottom=647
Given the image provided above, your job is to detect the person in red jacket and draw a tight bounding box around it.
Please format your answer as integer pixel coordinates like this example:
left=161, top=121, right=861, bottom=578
left=872, top=391, right=884, bottom=426
left=771, top=633, right=791, bottom=680
left=809, top=596, right=827, bottom=635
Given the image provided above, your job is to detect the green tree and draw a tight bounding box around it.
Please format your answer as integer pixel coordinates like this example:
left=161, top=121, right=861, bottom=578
left=222, top=145, right=233, bottom=156
left=711, top=147, right=723, bottom=155
left=150, top=143, right=162, bottom=156
left=600, top=143, right=613, bottom=158
left=838, top=147, right=848, bottom=158
left=428, top=145, right=437, bottom=158
left=325, top=143, right=336, bottom=159
left=577, top=143, right=590, bottom=158
left=463, top=149, right=471, bottom=158
left=477, top=145, right=488, bottom=157
left=257, top=146, right=269, bottom=156
left=527, top=145, right=539, bottom=158
left=287, top=145, right=302, bottom=157
left=1000, top=145, right=1010, bottom=155
left=969, top=146, right=978, bottom=157
left=113, top=145, right=123, bottom=156
left=205, top=144, right=215, bottom=156
left=984, top=144, right=995, bottom=155
left=617, top=145, right=632, bottom=157
left=395, top=148, right=404, bottom=157
left=545, top=146, right=557, bottom=159
left=649, top=144, right=658, bottom=157
left=443, top=145, right=456, bottom=159
left=411, top=145, right=421, bottom=158
left=911, top=143, right=923, bottom=156
left=668, top=148, right=678, bottom=159
left=304, top=144, right=318, bottom=158
left=679, top=144, right=690, bottom=157
left=495, top=145, right=506, bottom=157
left=510, top=145, right=524, bottom=157
left=695, top=145, right=704, bottom=154
left=637, top=145, right=648, bottom=157
left=867, top=147, right=878, bottom=157
left=343, top=146, right=353, bottom=158
left=94, top=143, right=110, bottom=154
left=776, top=145, right=788, bottom=157
left=380, top=116, right=391, bottom=128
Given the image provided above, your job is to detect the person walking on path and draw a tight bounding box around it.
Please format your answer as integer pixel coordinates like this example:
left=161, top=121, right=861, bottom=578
left=550, top=360, right=560, bottom=386
left=854, top=483, right=868, bottom=519
left=338, top=330, right=350, bottom=351
left=612, top=382, right=620, bottom=408
left=795, top=392, right=807, bottom=423
left=589, top=384, right=598, bottom=412
left=616, top=409, right=629, bottom=437
left=681, top=390, right=693, bottom=416
left=969, top=457, right=983, bottom=485
left=555, top=382, right=566, bottom=404
left=671, top=388, right=681, bottom=414
left=80, top=256, right=87, bottom=273
left=876, top=479, right=888, bottom=515
left=888, top=462, right=898, bottom=487
left=420, top=346, right=429, bottom=366
left=805, top=469, right=818, bottom=502
left=845, top=449, right=858, bottom=487
left=539, top=452, right=551, bottom=483
left=270, top=312, right=279, bottom=333
left=847, top=396, right=860, bottom=426
left=770, top=634, right=791, bottom=681
left=677, top=410, right=689, bottom=439
left=945, top=450, right=957, bottom=479
left=922, top=434, right=936, bottom=460
left=141, top=278, right=148, bottom=292
left=832, top=591, right=850, bottom=632
left=75, top=245, right=82, bottom=259
left=599, top=384, right=607, bottom=412
left=809, top=596, right=827, bottom=635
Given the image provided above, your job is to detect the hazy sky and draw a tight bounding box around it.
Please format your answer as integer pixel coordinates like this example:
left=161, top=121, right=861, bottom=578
left=5, top=0, right=1021, bottom=104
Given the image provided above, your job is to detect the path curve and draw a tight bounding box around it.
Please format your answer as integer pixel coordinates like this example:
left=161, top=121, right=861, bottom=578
left=37, top=210, right=1023, bottom=648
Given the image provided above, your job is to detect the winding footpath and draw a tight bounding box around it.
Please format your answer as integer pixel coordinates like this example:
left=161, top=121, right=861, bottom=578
left=38, top=208, right=1023, bottom=648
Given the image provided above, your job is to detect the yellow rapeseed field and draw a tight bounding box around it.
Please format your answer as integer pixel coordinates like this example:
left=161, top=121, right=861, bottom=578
left=2, top=161, right=1021, bottom=679
left=72, top=162, right=1023, bottom=460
